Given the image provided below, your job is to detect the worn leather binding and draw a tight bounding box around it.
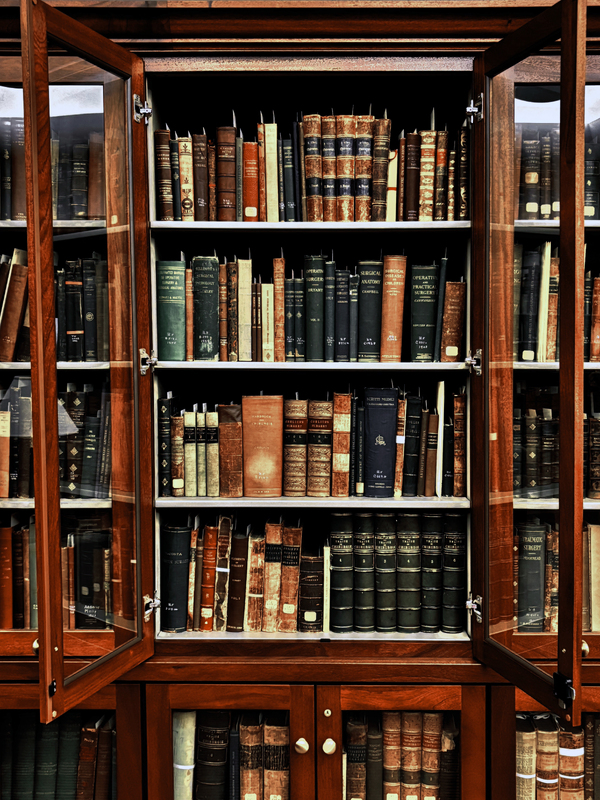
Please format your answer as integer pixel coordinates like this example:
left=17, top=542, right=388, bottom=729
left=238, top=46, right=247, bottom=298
left=243, top=528, right=265, bottom=631
left=87, top=131, right=105, bottom=221
left=397, top=134, right=406, bottom=221
left=424, top=411, right=439, bottom=498
left=303, top=114, right=323, bottom=222
left=433, top=129, right=449, bottom=220
left=194, top=711, right=230, bottom=799
left=329, top=512, right=353, bottom=633
left=192, top=132, right=208, bottom=221
left=212, top=516, right=232, bottom=631
left=380, top=255, right=407, bottom=363
left=458, top=126, right=469, bottom=220
left=546, top=255, right=560, bottom=361
left=401, top=712, right=423, bottom=799
left=1, top=525, right=14, bottom=627
left=321, top=115, right=337, bottom=222
left=383, top=711, right=402, bottom=800
left=559, top=726, right=585, bottom=795
left=336, top=114, right=356, bottom=221
left=404, top=131, right=421, bottom=222
left=243, top=141, right=259, bottom=221
left=366, top=714, right=383, bottom=799
left=199, top=523, right=219, bottom=630
left=533, top=714, right=559, bottom=800
left=453, top=392, right=466, bottom=497
left=332, top=392, right=351, bottom=497
left=186, top=525, right=199, bottom=630
left=305, top=255, right=325, bottom=362
left=208, top=143, right=217, bottom=220
left=192, top=255, right=219, bottom=361
left=177, top=136, right=195, bottom=220
left=217, top=404, right=243, bottom=497
left=263, top=713, right=290, bottom=800
left=273, top=256, right=286, bottom=362
left=236, top=134, right=243, bottom=221
left=242, top=395, right=283, bottom=497
left=170, top=140, right=182, bottom=219
left=298, top=551, right=324, bottom=632
left=307, top=399, right=333, bottom=497
left=216, top=127, right=236, bottom=221
left=218, top=262, right=228, bottom=361
left=227, top=259, right=239, bottom=362
left=393, top=395, right=407, bottom=498
left=353, top=513, right=375, bottom=632
left=346, top=716, right=368, bottom=800
left=447, top=147, right=457, bottom=221
left=192, top=529, right=204, bottom=630
left=184, top=269, right=194, bottom=362
left=283, top=399, right=308, bottom=497
left=277, top=524, right=303, bottom=631
left=440, top=281, right=466, bottom=364
left=239, top=713, right=263, bottom=800
left=0, top=261, right=27, bottom=361
left=277, top=136, right=285, bottom=221
left=355, top=114, right=375, bottom=221
left=372, top=118, right=392, bottom=221
left=422, top=712, right=443, bottom=797
left=262, top=520, right=283, bottom=632
left=418, top=130, right=437, bottom=222
left=442, top=513, right=467, bottom=634
left=170, top=415, right=184, bottom=498
left=160, top=524, right=191, bottom=633
left=226, top=529, right=249, bottom=632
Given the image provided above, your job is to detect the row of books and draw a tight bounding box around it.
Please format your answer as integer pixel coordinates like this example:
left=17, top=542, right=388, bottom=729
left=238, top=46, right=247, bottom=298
left=515, top=713, right=586, bottom=799
left=160, top=510, right=467, bottom=636
left=158, top=384, right=467, bottom=500
left=514, top=515, right=558, bottom=633
left=343, top=711, right=460, bottom=800
left=0, top=377, right=33, bottom=500
left=0, top=249, right=30, bottom=363
left=156, top=252, right=466, bottom=364
left=0, top=516, right=36, bottom=631
left=172, top=710, right=289, bottom=800
left=0, top=709, right=116, bottom=800
left=0, top=118, right=25, bottom=223
left=154, top=116, right=470, bottom=223
left=513, top=243, right=559, bottom=364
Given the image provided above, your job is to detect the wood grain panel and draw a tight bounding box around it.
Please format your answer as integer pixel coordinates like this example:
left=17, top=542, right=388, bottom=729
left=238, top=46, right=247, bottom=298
left=0, top=683, right=117, bottom=708
left=461, top=686, right=486, bottom=798
left=490, top=685, right=516, bottom=800
left=339, top=685, right=462, bottom=710
left=289, top=685, right=316, bottom=800
left=167, top=683, right=292, bottom=708
left=316, top=686, right=342, bottom=800
left=145, top=684, right=173, bottom=800
left=115, top=685, right=143, bottom=800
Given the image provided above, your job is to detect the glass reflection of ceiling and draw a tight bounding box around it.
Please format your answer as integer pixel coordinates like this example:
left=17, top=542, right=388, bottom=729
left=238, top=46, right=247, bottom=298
left=49, top=85, right=103, bottom=117
left=515, top=85, right=600, bottom=124
left=0, top=86, right=23, bottom=117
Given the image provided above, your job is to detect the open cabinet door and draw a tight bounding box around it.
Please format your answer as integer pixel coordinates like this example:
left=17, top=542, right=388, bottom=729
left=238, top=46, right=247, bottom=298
left=20, top=0, right=154, bottom=722
left=471, top=0, right=585, bottom=724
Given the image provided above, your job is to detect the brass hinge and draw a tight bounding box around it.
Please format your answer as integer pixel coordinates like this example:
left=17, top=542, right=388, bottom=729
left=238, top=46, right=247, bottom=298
left=466, top=593, right=483, bottom=623
left=133, top=94, right=153, bottom=124
left=466, top=93, right=484, bottom=124
left=465, top=348, right=482, bottom=376
left=144, top=593, right=161, bottom=623
left=139, top=348, right=157, bottom=376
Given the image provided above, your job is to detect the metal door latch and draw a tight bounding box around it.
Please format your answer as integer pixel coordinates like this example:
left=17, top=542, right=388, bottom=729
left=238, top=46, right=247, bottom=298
left=553, top=672, right=575, bottom=710
left=140, top=348, right=157, bottom=376
left=133, top=95, right=153, bottom=124
left=465, top=349, right=482, bottom=376
left=144, top=593, right=161, bottom=623
left=466, top=594, right=483, bottom=623
left=49, top=680, right=57, bottom=698
left=466, top=93, right=484, bottom=124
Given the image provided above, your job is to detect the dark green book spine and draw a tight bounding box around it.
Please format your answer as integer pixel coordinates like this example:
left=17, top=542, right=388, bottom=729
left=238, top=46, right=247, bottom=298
left=585, top=269, right=593, bottom=361
left=366, top=715, right=383, bottom=800
left=56, top=711, right=83, bottom=800
left=396, top=512, right=421, bottom=633
left=283, top=137, right=296, bottom=221
left=442, top=512, right=467, bottom=634
left=80, top=415, right=100, bottom=499
left=334, top=268, right=350, bottom=362
left=33, top=716, right=59, bottom=800
left=517, top=522, right=546, bottom=632
left=420, top=512, right=444, bottom=633
left=353, top=513, right=375, bottom=632
left=349, top=395, right=358, bottom=496
left=349, top=273, right=360, bottom=362
left=65, top=261, right=84, bottom=362
left=355, top=406, right=365, bottom=496
left=329, top=513, right=354, bottom=631
left=169, top=138, right=182, bottom=221
left=519, top=249, right=541, bottom=361
left=160, top=524, right=191, bottom=633
left=410, top=264, right=439, bottom=362
left=357, top=261, right=383, bottom=362
left=156, top=260, right=186, bottom=361
left=294, top=277, right=306, bottom=361
left=324, top=259, right=336, bottom=362
left=402, top=395, right=422, bottom=497
left=13, top=711, right=37, bottom=800
left=374, top=513, right=396, bottom=633
left=433, top=255, right=448, bottom=362
left=523, top=409, right=540, bottom=499
left=285, top=278, right=295, bottom=361
left=56, top=268, right=67, bottom=361
left=82, top=259, right=97, bottom=361
left=235, top=134, right=243, bottom=222
left=192, top=255, right=219, bottom=360
left=364, top=388, right=398, bottom=498
left=278, top=136, right=285, bottom=221
left=305, top=256, right=325, bottom=362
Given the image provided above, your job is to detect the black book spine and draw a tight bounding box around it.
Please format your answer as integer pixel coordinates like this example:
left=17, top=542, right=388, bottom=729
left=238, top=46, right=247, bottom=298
left=158, top=397, right=172, bottom=497
left=229, top=724, right=240, bottom=800
left=56, top=268, right=67, bottom=362
left=364, top=388, right=398, bottom=497
left=410, top=264, right=439, bottom=362
left=334, top=269, right=350, bottom=362
left=192, top=255, right=219, bottom=360
left=357, top=261, right=383, bottom=362
left=0, top=119, right=11, bottom=220
left=194, top=712, right=230, bottom=799
left=65, top=262, right=84, bottom=361
left=349, top=395, right=358, bottom=497
left=550, top=128, right=560, bottom=219
left=585, top=175, right=600, bottom=220
left=283, top=137, right=296, bottom=221
left=402, top=395, right=422, bottom=497
left=57, top=136, right=71, bottom=220
left=58, top=393, right=68, bottom=494
left=521, top=132, right=541, bottom=220
left=70, top=142, right=89, bottom=219
left=278, top=136, right=285, bottom=222
left=9, top=386, right=20, bottom=498
left=324, top=260, right=336, bottom=362
left=539, top=130, right=552, bottom=219
left=160, top=524, right=191, bottom=632
left=305, top=256, right=325, bottom=362
left=294, top=277, right=306, bottom=361
left=441, top=512, right=467, bottom=634
left=82, top=259, right=97, bottom=361
left=355, top=406, right=365, bottom=497
left=353, top=513, right=375, bottom=632
left=298, top=554, right=324, bottom=632
left=540, top=411, right=554, bottom=498
left=433, top=256, right=448, bottom=362
left=169, top=139, right=182, bottom=221
left=519, top=249, right=542, bottom=361
left=420, top=513, right=444, bottom=633
left=76, top=531, right=109, bottom=628
left=80, top=415, right=101, bottom=499
left=523, top=409, right=540, bottom=499
left=292, top=121, right=303, bottom=222
left=585, top=270, right=593, bottom=361
left=517, top=523, right=546, bottom=632
left=374, top=514, right=396, bottom=633
left=349, top=273, right=360, bottom=362
left=441, top=422, right=454, bottom=497
left=396, top=513, right=421, bottom=633
left=284, top=278, right=295, bottom=361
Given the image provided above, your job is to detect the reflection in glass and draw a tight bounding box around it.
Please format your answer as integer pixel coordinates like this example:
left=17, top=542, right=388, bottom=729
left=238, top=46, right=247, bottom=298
left=0, top=85, right=25, bottom=223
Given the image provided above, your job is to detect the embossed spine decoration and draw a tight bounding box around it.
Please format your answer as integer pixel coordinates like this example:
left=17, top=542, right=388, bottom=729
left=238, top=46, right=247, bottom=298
left=355, top=114, right=375, bottom=221
left=307, top=399, right=333, bottom=497
left=418, top=129, right=437, bottom=221
left=372, top=117, right=391, bottom=221
left=262, top=521, right=283, bottom=632
left=153, top=129, right=174, bottom=221
left=332, top=392, right=351, bottom=498
left=177, top=134, right=195, bottom=220
left=216, top=126, right=236, bottom=221
left=283, top=399, right=308, bottom=497
left=321, top=115, right=337, bottom=222
left=303, top=114, right=323, bottom=222
left=336, top=114, right=356, bottom=222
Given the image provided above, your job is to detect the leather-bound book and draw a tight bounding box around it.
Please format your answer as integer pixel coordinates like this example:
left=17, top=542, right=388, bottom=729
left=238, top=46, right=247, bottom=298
left=540, top=130, right=553, bottom=220
left=170, top=414, right=184, bottom=497
left=242, top=140, right=259, bottom=221
left=65, top=259, right=84, bottom=362
left=516, top=714, right=536, bottom=800
left=236, top=132, right=243, bottom=222
left=324, top=259, right=336, bottom=362
left=277, top=135, right=285, bottom=221
left=192, top=526, right=204, bottom=630
left=0, top=409, right=9, bottom=498
left=355, top=405, right=365, bottom=496
left=446, top=146, right=457, bottom=221
left=229, top=715, right=240, bottom=800
left=208, top=142, right=217, bottom=220
left=75, top=716, right=102, bottom=800
left=396, top=511, right=421, bottom=631
left=262, top=520, right=283, bottom=632
left=212, top=516, right=232, bottom=631
left=382, top=712, right=401, bottom=800
left=393, top=394, right=407, bottom=498
left=424, top=411, right=439, bottom=498
left=364, top=387, right=398, bottom=498
left=336, top=115, right=356, bottom=222
left=439, top=713, right=460, bottom=799
left=440, top=281, right=466, bottom=363
left=218, top=404, right=243, bottom=497
left=156, top=260, right=186, bottom=361
left=273, top=256, right=286, bottom=362
left=94, top=717, right=114, bottom=800
left=591, top=277, right=600, bottom=362
left=307, top=399, right=333, bottom=497
left=9, top=119, right=25, bottom=220
left=533, top=714, right=559, bottom=800
left=421, top=712, right=443, bottom=799
left=380, top=255, right=407, bottom=363
left=216, top=126, right=236, bottom=221
left=347, top=716, right=368, bottom=800
left=292, top=118, right=303, bottom=221
left=242, top=395, right=283, bottom=497
left=386, top=149, right=398, bottom=221
left=298, top=550, right=324, bottom=632
left=332, top=392, right=351, bottom=497
left=397, top=133, right=406, bottom=222
left=277, top=524, right=302, bottom=632
left=192, top=132, right=208, bottom=221
left=551, top=128, right=560, bottom=219
left=546, top=255, right=559, bottom=361
left=194, top=712, right=230, bottom=800
left=283, top=136, right=296, bottom=220
left=192, top=255, right=219, bottom=361
left=405, top=131, right=421, bottom=221
left=433, top=254, right=448, bottom=363
left=305, top=255, right=325, bottom=362
left=559, top=726, right=585, bottom=797
left=284, top=278, right=295, bottom=361
left=227, top=259, right=239, bottom=361
left=453, top=391, right=466, bottom=497
left=411, top=263, right=439, bottom=362
left=177, top=135, right=194, bottom=220
left=0, top=258, right=27, bottom=362
left=590, top=415, right=600, bottom=500
left=298, top=119, right=308, bottom=221
left=70, top=142, right=89, bottom=219
left=457, top=125, right=469, bottom=220
left=294, top=276, right=306, bottom=361
left=81, top=259, right=97, bottom=361
left=0, top=119, right=11, bottom=220
left=349, top=272, right=360, bottom=362
left=16, top=397, right=31, bottom=500
left=261, top=282, right=274, bottom=362
left=334, top=268, right=350, bottom=362
left=172, top=711, right=195, bottom=800
left=243, top=528, right=265, bottom=631
left=283, top=398, right=308, bottom=497
left=517, top=520, right=546, bottom=631
left=169, top=137, right=182, bottom=221
left=401, top=712, right=422, bottom=800
left=433, top=129, right=449, bottom=220
left=304, top=114, right=323, bottom=222
left=583, top=714, right=594, bottom=800
left=330, top=512, right=353, bottom=633
left=11, top=527, right=23, bottom=628
left=421, top=512, right=444, bottom=633
left=257, top=122, right=267, bottom=221
left=354, top=513, right=375, bottom=632
left=355, top=114, right=375, bottom=221
left=442, top=512, right=467, bottom=634
left=263, top=713, right=290, bottom=800
left=521, top=128, right=541, bottom=220
left=205, top=410, right=220, bottom=497
left=238, top=258, right=253, bottom=362
left=199, top=523, right=218, bottom=631
left=375, top=512, right=396, bottom=633
left=321, top=115, right=337, bottom=222
left=160, top=524, right=191, bottom=633
left=239, top=713, right=263, bottom=800
left=226, top=528, right=249, bottom=632
left=87, top=132, right=105, bottom=222
left=357, top=260, right=383, bottom=362
left=265, top=122, right=279, bottom=222
left=372, top=118, right=392, bottom=221
left=366, top=713, right=383, bottom=800
left=218, top=262, right=228, bottom=361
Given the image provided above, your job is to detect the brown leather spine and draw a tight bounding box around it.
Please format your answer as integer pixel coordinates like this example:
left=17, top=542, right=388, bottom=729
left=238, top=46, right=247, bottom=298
left=0, top=525, right=12, bottom=628
left=75, top=724, right=100, bottom=800
left=208, top=143, right=217, bottom=221
left=218, top=404, right=243, bottom=497
left=170, top=415, right=184, bottom=498
left=68, top=543, right=75, bottom=629
left=299, top=120, right=307, bottom=221
left=458, top=126, right=469, bottom=220
left=543, top=528, right=553, bottom=632
left=332, top=392, right=351, bottom=498
left=372, top=118, right=392, bottom=221
left=217, top=126, right=236, bottom=221
left=0, top=262, right=28, bottom=361
left=0, top=410, right=9, bottom=497
left=154, top=129, right=174, bottom=220
left=185, top=268, right=193, bottom=362
left=278, top=524, right=302, bottom=632
left=440, top=281, right=467, bottom=363
left=273, top=256, right=286, bottom=362
left=177, top=136, right=195, bottom=221
left=213, top=515, right=232, bottom=631
left=422, top=712, right=443, bottom=797
left=263, top=715, right=290, bottom=800
left=355, top=114, right=374, bottom=222
left=546, top=255, right=560, bottom=361
left=243, top=529, right=265, bottom=631
left=240, top=714, right=264, bottom=799
left=242, top=395, right=283, bottom=497
left=200, top=523, right=218, bottom=630
left=394, top=396, right=407, bottom=498
left=453, top=393, right=466, bottom=497
left=433, top=129, right=449, bottom=221
left=447, top=148, right=457, bottom=221
left=283, top=399, right=308, bottom=497
left=380, top=254, right=407, bottom=362
left=303, top=114, right=323, bottom=222
left=218, top=262, right=228, bottom=361
left=321, top=115, right=337, bottom=222
left=257, top=123, right=267, bottom=222
left=405, top=131, right=421, bottom=222
left=418, top=129, right=437, bottom=222
left=243, top=141, right=259, bottom=221
left=262, top=521, right=283, bottom=632
left=93, top=725, right=112, bottom=800
left=416, top=407, right=430, bottom=497
left=192, top=133, right=208, bottom=221
left=559, top=728, right=585, bottom=795
left=592, top=277, right=600, bottom=362
left=401, top=712, right=422, bottom=800
left=307, top=400, right=333, bottom=497
left=227, top=259, right=239, bottom=362
left=424, top=412, right=439, bottom=498
left=397, top=135, right=406, bottom=221
left=226, top=530, right=249, bottom=632
left=383, top=712, right=402, bottom=800
left=187, top=525, right=199, bottom=630
left=87, top=131, right=105, bottom=221
left=347, top=717, right=368, bottom=800
left=61, top=546, right=69, bottom=628
left=336, top=115, right=356, bottom=222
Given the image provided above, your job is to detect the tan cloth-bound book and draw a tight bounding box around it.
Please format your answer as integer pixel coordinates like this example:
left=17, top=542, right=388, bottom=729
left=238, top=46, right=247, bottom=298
left=185, top=269, right=193, bottom=362
left=331, top=392, right=351, bottom=498
left=238, top=258, right=252, bottom=362
left=264, top=122, right=279, bottom=222
left=218, top=404, right=243, bottom=497
left=205, top=411, right=220, bottom=497
left=242, top=395, right=283, bottom=497
left=262, top=520, right=283, bottom=632
left=208, top=143, right=217, bottom=221
left=385, top=149, right=398, bottom=222
left=257, top=122, right=267, bottom=222
left=516, top=714, right=536, bottom=800
left=380, top=254, right=407, bottom=363
left=277, top=524, right=302, bottom=631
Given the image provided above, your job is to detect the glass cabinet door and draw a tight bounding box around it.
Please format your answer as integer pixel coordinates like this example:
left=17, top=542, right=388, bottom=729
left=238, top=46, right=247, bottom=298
left=473, top=0, right=586, bottom=723
left=20, top=0, right=154, bottom=721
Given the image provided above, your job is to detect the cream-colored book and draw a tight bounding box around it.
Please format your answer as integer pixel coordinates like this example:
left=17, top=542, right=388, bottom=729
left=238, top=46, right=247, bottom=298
left=322, top=539, right=330, bottom=634
left=183, top=411, right=197, bottom=497
left=435, top=380, right=445, bottom=498
left=196, top=411, right=206, bottom=497
left=385, top=149, right=398, bottom=222
left=205, top=411, right=220, bottom=497
left=261, top=283, right=275, bottom=362
left=264, top=123, right=279, bottom=222
left=172, top=710, right=196, bottom=800
left=237, top=258, right=253, bottom=361
left=536, top=240, right=552, bottom=362
left=589, top=523, right=600, bottom=631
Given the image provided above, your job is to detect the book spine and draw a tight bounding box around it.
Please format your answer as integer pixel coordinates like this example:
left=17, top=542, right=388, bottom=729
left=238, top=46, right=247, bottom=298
left=354, top=513, right=375, bottom=632
left=453, top=393, right=466, bottom=497
left=521, top=132, right=541, bottom=219
left=262, top=522, right=283, bottom=632
left=357, top=261, right=383, bottom=362
left=273, top=256, right=286, bottom=362
left=434, top=255, right=448, bottom=362
left=283, top=137, right=296, bottom=221
left=336, top=115, right=356, bottom=222
left=396, top=513, right=421, bottom=632
left=200, top=524, right=218, bottom=630
left=185, top=269, right=193, bottom=361
left=418, top=130, right=436, bottom=221
left=0, top=120, right=11, bottom=220
left=205, top=411, right=220, bottom=497
left=284, top=278, right=295, bottom=361
left=263, top=716, right=290, bottom=800
left=546, top=255, right=559, bottom=361
left=192, top=256, right=219, bottom=361
left=242, top=395, right=283, bottom=497
left=226, top=532, right=249, bottom=632
left=401, top=712, right=422, bottom=800
left=447, top=147, right=456, bottom=221
left=239, top=716, right=263, bottom=800
left=324, top=259, right=336, bottom=362
left=355, top=115, right=374, bottom=222
left=186, top=527, right=198, bottom=630
left=305, top=255, right=325, bottom=362
left=235, top=134, right=243, bottom=222
left=440, top=281, right=467, bottom=363
left=458, top=126, right=469, bottom=219
left=372, top=118, right=391, bottom=221
left=227, top=260, right=239, bottom=362
left=433, top=130, right=449, bottom=220
left=355, top=406, right=365, bottom=497
left=216, top=127, right=236, bottom=221
left=218, top=405, right=243, bottom=497
left=242, top=140, right=259, bottom=221
left=177, top=136, right=195, bottom=221
left=243, top=531, right=265, bottom=631
left=304, top=114, right=323, bottom=222
left=347, top=717, right=368, bottom=800
left=292, top=119, right=303, bottom=223
left=192, top=132, right=208, bottom=221
left=277, top=136, right=285, bottom=221
left=332, top=392, right=351, bottom=498
left=307, top=400, right=333, bottom=497
left=293, top=277, right=306, bottom=361
left=386, top=149, right=398, bottom=221
left=170, top=415, right=185, bottom=497
left=517, top=523, right=546, bottom=631
left=382, top=712, right=401, bottom=800
left=65, top=263, right=83, bottom=362
left=334, top=269, right=350, bottom=362
left=261, top=283, right=275, bottom=362
left=56, top=269, right=67, bottom=361
left=70, top=142, right=89, bottom=219
left=375, top=514, right=396, bottom=632
left=559, top=727, right=585, bottom=796
left=298, top=553, right=324, bottom=632
left=257, top=123, right=267, bottom=222
left=321, top=115, right=337, bottom=222
left=277, top=525, right=302, bottom=632
left=393, top=397, right=407, bottom=498
left=421, top=712, right=443, bottom=799
left=424, top=412, right=439, bottom=498
left=196, top=412, right=206, bottom=497
left=213, top=516, right=232, bottom=631
left=402, top=396, right=422, bottom=497
left=283, top=399, right=308, bottom=498
left=154, top=130, right=174, bottom=221
left=156, top=261, right=186, bottom=361
left=264, top=123, right=279, bottom=222
left=299, top=121, right=307, bottom=221
left=160, top=525, right=191, bottom=632
left=380, top=255, right=407, bottom=362
left=410, top=264, right=439, bottom=362
left=405, top=132, right=421, bottom=221
left=540, top=130, right=552, bottom=219
left=183, top=411, right=197, bottom=497
left=219, top=262, right=228, bottom=361
left=172, top=712, right=196, bottom=800
left=442, top=513, right=467, bottom=634
left=349, top=273, right=360, bottom=362
left=169, top=138, right=182, bottom=220
left=237, top=259, right=253, bottom=362
left=364, top=388, right=398, bottom=498
left=330, top=513, right=353, bottom=633
left=208, top=143, right=217, bottom=220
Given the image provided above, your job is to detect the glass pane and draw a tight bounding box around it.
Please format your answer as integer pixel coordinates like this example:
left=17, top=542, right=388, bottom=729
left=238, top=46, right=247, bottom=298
left=47, top=52, right=139, bottom=671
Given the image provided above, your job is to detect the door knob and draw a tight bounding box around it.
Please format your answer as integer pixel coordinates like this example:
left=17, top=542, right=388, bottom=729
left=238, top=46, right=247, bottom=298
left=322, top=738, right=337, bottom=755
left=32, top=638, right=39, bottom=657
left=294, top=738, right=310, bottom=754
left=583, top=639, right=590, bottom=657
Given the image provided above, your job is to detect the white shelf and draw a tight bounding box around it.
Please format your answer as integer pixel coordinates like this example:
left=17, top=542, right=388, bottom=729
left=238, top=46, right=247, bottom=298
left=514, top=498, right=559, bottom=510
left=0, top=220, right=106, bottom=229
left=0, top=498, right=112, bottom=509
left=513, top=361, right=559, bottom=370
left=151, top=220, right=471, bottom=232
left=156, top=360, right=469, bottom=371
left=156, top=496, right=470, bottom=509
left=0, top=362, right=110, bottom=370
left=157, top=629, right=470, bottom=642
